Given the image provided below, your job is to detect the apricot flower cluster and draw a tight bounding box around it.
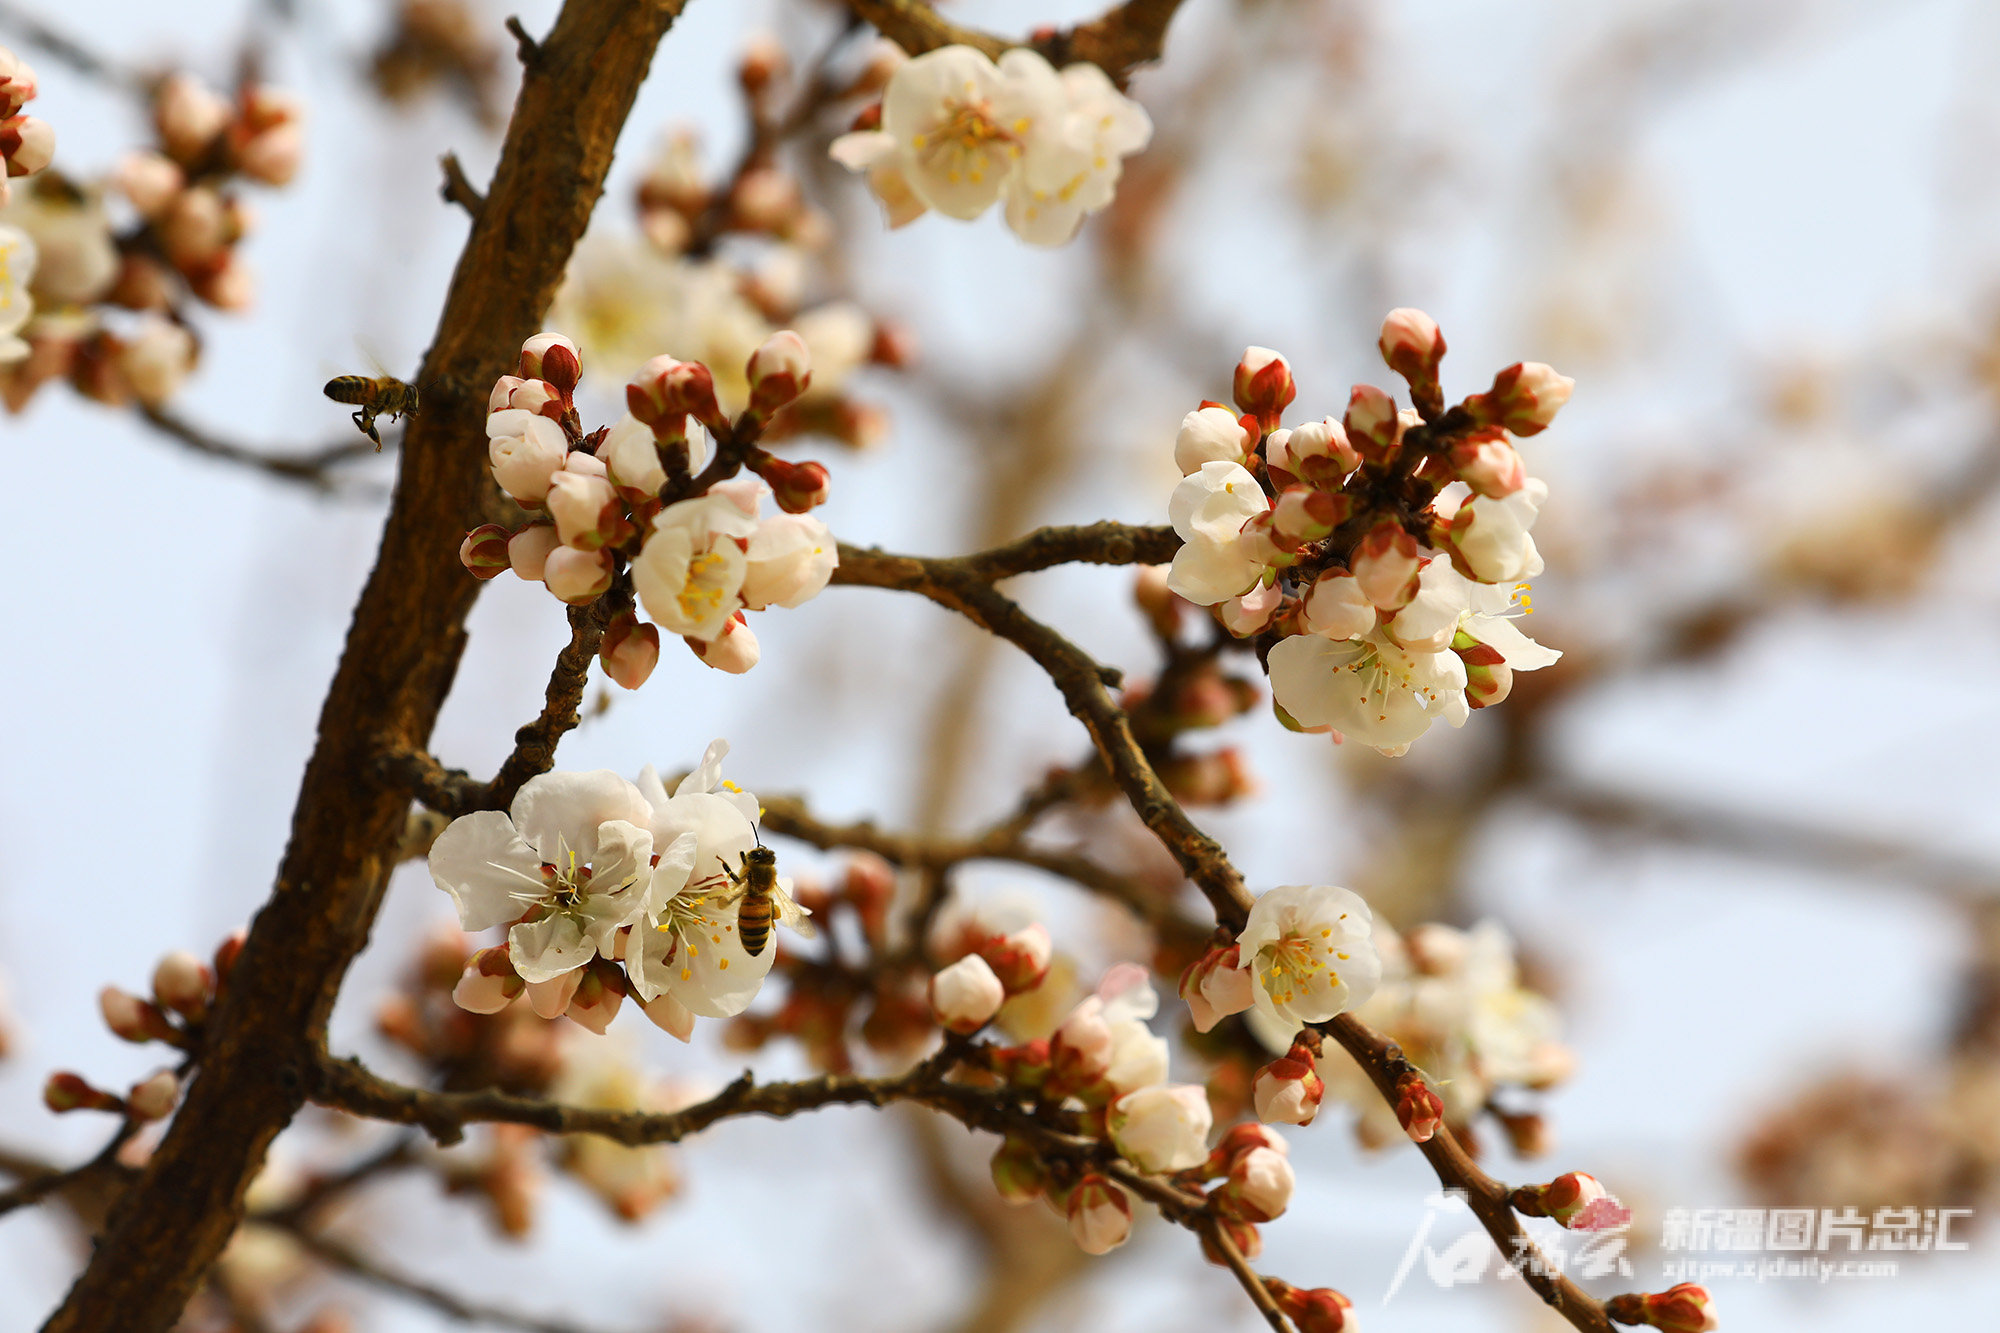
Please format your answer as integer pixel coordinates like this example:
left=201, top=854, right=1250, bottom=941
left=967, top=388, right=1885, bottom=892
left=1166, top=310, right=1569, bottom=754
left=459, top=331, right=836, bottom=682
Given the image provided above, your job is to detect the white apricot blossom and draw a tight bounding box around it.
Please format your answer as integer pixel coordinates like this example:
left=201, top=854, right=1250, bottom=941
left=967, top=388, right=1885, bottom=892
left=632, top=481, right=759, bottom=640
left=1237, top=885, right=1380, bottom=1033
left=1107, top=1083, right=1212, bottom=1172
left=1267, top=626, right=1468, bottom=752
left=487, top=408, right=568, bottom=506
left=428, top=771, right=692, bottom=985
left=1166, top=461, right=1269, bottom=605
left=741, top=512, right=837, bottom=610
left=1004, top=61, right=1153, bottom=246
left=1451, top=477, right=1548, bottom=584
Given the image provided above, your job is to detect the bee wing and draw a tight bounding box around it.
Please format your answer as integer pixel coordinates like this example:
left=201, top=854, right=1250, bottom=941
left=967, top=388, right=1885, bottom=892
left=773, top=882, right=818, bottom=940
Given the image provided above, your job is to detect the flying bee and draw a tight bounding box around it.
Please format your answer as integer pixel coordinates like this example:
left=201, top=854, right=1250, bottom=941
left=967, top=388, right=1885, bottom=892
left=322, top=374, right=420, bottom=448
left=698, top=843, right=815, bottom=958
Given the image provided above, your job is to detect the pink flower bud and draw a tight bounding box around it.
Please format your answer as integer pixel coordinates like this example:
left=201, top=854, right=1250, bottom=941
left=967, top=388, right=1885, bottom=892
left=453, top=945, right=524, bottom=1014
left=989, top=1135, right=1047, bottom=1204
left=487, top=410, right=568, bottom=505
left=111, top=151, right=184, bottom=217
left=490, top=376, right=564, bottom=420
left=685, top=613, right=760, bottom=673
left=976, top=923, right=1052, bottom=995
left=190, top=251, right=253, bottom=311
left=519, top=332, right=581, bottom=402
left=1178, top=943, right=1255, bottom=1033
left=545, top=470, right=619, bottom=549
left=1217, top=1145, right=1294, bottom=1222
left=1, top=114, right=53, bottom=177
left=929, top=952, right=1006, bottom=1034
left=126, top=1070, right=181, bottom=1121
left=160, top=187, right=228, bottom=268
left=759, top=456, right=830, bottom=513
left=1272, top=486, right=1342, bottom=543
left=1268, top=1282, right=1354, bottom=1333
left=747, top=329, right=812, bottom=416
left=1219, top=579, right=1283, bottom=637
left=1302, top=569, right=1375, bottom=640
left=1351, top=520, right=1421, bottom=610
left=1235, top=512, right=1297, bottom=569
left=1378, top=307, right=1446, bottom=386
left=1233, top=347, right=1295, bottom=427
left=154, top=73, right=230, bottom=163
left=1343, top=384, right=1402, bottom=461
left=1267, top=416, right=1361, bottom=490
left=213, top=929, right=246, bottom=985
left=1394, top=1071, right=1443, bottom=1143
left=1205, top=1121, right=1289, bottom=1177
left=1514, top=1171, right=1630, bottom=1231
left=508, top=522, right=561, bottom=582
left=235, top=122, right=302, bottom=186
left=599, top=612, right=661, bottom=690
left=0, top=48, right=39, bottom=118
left=1606, top=1285, right=1719, bottom=1333
left=151, top=951, right=213, bottom=1019
left=1465, top=361, right=1574, bottom=436
left=459, top=524, right=513, bottom=580
left=44, top=1072, right=122, bottom=1114
left=1067, top=1175, right=1132, bottom=1255
left=99, top=987, right=175, bottom=1044
left=1175, top=402, right=1254, bottom=475
left=543, top=546, right=612, bottom=604
left=628, top=355, right=724, bottom=435
left=1252, top=1039, right=1324, bottom=1126
left=1451, top=429, right=1526, bottom=498
left=1050, top=998, right=1114, bottom=1086
left=1107, top=1083, right=1213, bottom=1172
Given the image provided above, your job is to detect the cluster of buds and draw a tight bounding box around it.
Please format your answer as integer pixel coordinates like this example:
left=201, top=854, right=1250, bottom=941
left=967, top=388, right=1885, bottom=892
left=459, top=331, right=839, bottom=682
left=1605, top=1284, right=1719, bottom=1332
left=369, top=0, right=506, bottom=127
left=44, top=1068, right=181, bottom=1122
left=1119, top=568, right=1265, bottom=807
left=1511, top=1170, right=1631, bottom=1231
left=1164, top=312, right=1571, bottom=756
left=0, top=45, right=54, bottom=202
left=1250, top=1035, right=1325, bottom=1127
left=379, top=924, right=566, bottom=1094
left=928, top=909, right=1054, bottom=1034
left=47, top=933, right=241, bottom=1123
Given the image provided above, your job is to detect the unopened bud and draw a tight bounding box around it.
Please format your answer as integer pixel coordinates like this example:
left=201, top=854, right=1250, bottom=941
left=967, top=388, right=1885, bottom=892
left=1200, top=1215, right=1263, bottom=1264
left=1351, top=520, right=1421, bottom=610
left=1268, top=416, right=1361, bottom=489
left=1216, top=1144, right=1294, bottom=1223
left=628, top=355, right=725, bottom=436
left=1452, top=629, right=1512, bottom=709
left=989, top=1135, right=1047, bottom=1204
left=1175, top=402, right=1253, bottom=475
left=1235, top=513, right=1297, bottom=569
left=489, top=376, right=564, bottom=419
left=841, top=852, right=896, bottom=943
left=1379, top=307, right=1446, bottom=388
left=758, top=456, right=830, bottom=513
left=1512, top=1171, right=1629, bottom=1230
left=1450, top=429, right=1526, bottom=498
left=213, top=928, right=246, bottom=985
left=1134, top=564, right=1183, bottom=639
left=111, top=151, right=184, bottom=218
left=599, top=612, right=661, bottom=691
left=1605, top=1284, right=1719, bottom=1333
left=543, top=546, right=613, bottom=604
left=563, top=957, right=626, bottom=1035
left=1272, top=486, right=1342, bottom=543
left=686, top=613, right=759, bottom=673
left=100, top=987, right=176, bottom=1044
left=1, top=113, right=54, bottom=177
left=1252, top=1038, right=1323, bottom=1126
left=1067, top=1175, right=1132, bottom=1255
left=1344, top=383, right=1402, bottom=462
left=45, top=1072, right=123, bottom=1114
left=0, top=50, right=39, bottom=118
left=459, top=524, right=513, bottom=580
left=929, top=952, right=1006, bottom=1034
left=154, top=73, right=230, bottom=162
left=1219, top=580, right=1283, bottom=637
left=126, top=1070, right=181, bottom=1121
left=545, top=469, right=621, bottom=550
left=1205, top=1121, right=1289, bottom=1177
left=746, top=330, right=812, bottom=416
left=1464, top=361, right=1574, bottom=436
left=506, top=523, right=560, bottom=582
left=453, top=945, right=524, bottom=1014
left=977, top=923, right=1052, bottom=995
left=1394, top=1071, right=1443, bottom=1143
left=1497, top=1109, right=1550, bottom=1158
left=1303, top=569, right=1375, bottom=640
left=738, top=33, right=789, bottom=97
left=1232, top=347, right=1295, bottom=427
left=1266, top=1281, right=1355, bottom=1333
left=151, top=951, right=213, bottom=1019
left=519, top=333, right=581, bottom=403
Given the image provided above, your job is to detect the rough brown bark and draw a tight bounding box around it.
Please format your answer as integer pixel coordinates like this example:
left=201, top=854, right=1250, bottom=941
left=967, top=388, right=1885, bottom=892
left=40, top=4, right=687, bottom=1328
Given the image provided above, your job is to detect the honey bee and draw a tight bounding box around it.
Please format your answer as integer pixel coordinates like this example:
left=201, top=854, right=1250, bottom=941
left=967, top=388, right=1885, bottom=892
left=322, top=374, right=420, bottom=448
left=700, top=844, right=815, bottom=958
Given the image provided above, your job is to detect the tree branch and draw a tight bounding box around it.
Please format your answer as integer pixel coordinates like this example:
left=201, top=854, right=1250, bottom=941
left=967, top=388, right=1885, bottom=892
left=138, top=405, right=384, bottom=491
left=41, top=5, right=693, bottom=1329
left=845, top=0, right=1187, bottom=81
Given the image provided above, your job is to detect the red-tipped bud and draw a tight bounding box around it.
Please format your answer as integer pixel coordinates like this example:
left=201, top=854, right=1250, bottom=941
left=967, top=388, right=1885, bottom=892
left=543, top=546, right=613, bottom=605
left=929, top=953, right=1006, bottom=1034
left=1200, top=1215, right=1263, bottom=1264
left=213, top=929, right=246, bottom=985
left=1605, top=1284, right=1718, bottom=1332
left=976, top=923, right=1052, bottom=996
left=1216, top=1144, right=1295, bottom=1223
left=100, top=987, right=177, bottom=1044
left=563, top=956, right=627, bottom=1035
left=519, top=333, right=581, bottom=403
left=1232, top=347, right=1295, bottom=428
left=1344, top=383, right=1403, bottom=462
left=459, top=524, right=513, bottom=580
left=126, top=1070, right=182, bottom=1120
left=600, top=612, right=661, bottom=691
left=990, top=1135, right=1048, bottom=1204
left=151, top=951, right=214, bottom=1020
left=1351, top=520, right=1422, bottom=610
left=1, top=113, right=54, bottom=177
left=490, top=376, right=565, bottom=421
left=746, top=329, right=812, bottom=416
left=1252, top=1038, right=1324, bottom=1126
left=1394, top=1071, right=1444, bottom=1143
left=454, top=944, right=525, bottom=1014
left=1067, top=1175, right=1132, bottom=1255
left=1463, top=361, right=1574, bottom=436
left=1450, top=428, right=1526, bottom=498
left=1452, top=628, right=1513, bottom=709
left=1206, top=1122, right=1289, bottom=1178
left=757, top=456, right=830, bottom=513
left=1236, top=513, right=1298, bottom=568
left=508, top=523, right=561, bottom=583
left=1267, top=1281, right=1355, bottom=1333
left=628, top=355, right=726, bottom=436
left=1512, top=1171, right=1630, bottom=1231
left=686, top=613, right=760, bottom=673
left=1267, top=417, right=1361, bottom=490
left=45, top=1072, right=123, bottom=1114
left=991, top=1038, right=1052, bottom=1090
left=738, top=33, right=789, bottom=97
left=1271, top=486, right=1342, bottom=543
left=1175, top=402, right=1254, bottom=475
left=1379, top=307, right=1446, bottom=388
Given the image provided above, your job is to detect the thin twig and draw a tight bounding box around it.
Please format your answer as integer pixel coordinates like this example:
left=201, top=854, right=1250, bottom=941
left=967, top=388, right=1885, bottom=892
left=0, top=1, right=147, bottom=92
left=439, top=152, right=487, bottom=218
left=138, top=404, right=384, bottom=491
